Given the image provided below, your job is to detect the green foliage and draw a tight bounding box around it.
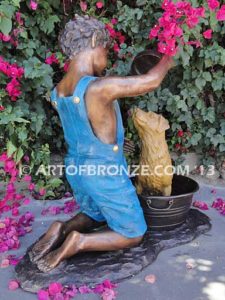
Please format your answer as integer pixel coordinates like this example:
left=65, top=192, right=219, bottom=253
left=0, top=0, right=225, bottom=195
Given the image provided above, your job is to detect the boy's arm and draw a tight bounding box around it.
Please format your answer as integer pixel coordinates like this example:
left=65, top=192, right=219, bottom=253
left=87, top=55, right=174, bottom=104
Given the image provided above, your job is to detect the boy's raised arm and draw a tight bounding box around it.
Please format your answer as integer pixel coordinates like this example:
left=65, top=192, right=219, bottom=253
left=88, top=55, right=175, bottom=104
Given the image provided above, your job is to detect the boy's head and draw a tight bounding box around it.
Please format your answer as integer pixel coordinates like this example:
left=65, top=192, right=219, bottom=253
left=59, top=14, right=111, bottom=73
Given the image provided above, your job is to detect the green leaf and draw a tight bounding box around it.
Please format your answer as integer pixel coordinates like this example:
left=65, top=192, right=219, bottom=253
left=219, top=144, right=225, bottom=152
left=15, top=147, right=24, bottom=164
left=7, top=140, right=17, bottom=157
left=220, top=122, right=225, bottom=135
left=14, top=117, right=30, bottom=123
left=18, top=130, right=28, bottom=142
left=190, top=133, right=202, bottom=146
left=203, top=72, right=212, bottom=82
left=0, top=17, right=12, bottom=35
left=136, top=0, right=147, bottom=6
left=195, top=78, right=206, bottom=90
left=11, top=0, right=20, bottom=7
left=48, top=178, right=63, bottom=188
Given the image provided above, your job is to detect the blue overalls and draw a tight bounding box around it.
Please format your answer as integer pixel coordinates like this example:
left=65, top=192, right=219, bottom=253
left=50, top=75, right=147, bottom=238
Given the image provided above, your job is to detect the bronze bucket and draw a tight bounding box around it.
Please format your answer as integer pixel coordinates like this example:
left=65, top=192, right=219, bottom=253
left=134, top=175, right=199, bottom=230
left=130, top=49, right=162, bottom=75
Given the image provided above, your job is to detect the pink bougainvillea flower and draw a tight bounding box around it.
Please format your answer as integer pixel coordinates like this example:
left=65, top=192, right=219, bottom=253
left=145, top=274, right=156, bottom=284
left=149, top=1, right=207, bottom=56
left=41, top=204, right=66, bottom=216
left=78, top=285, right=92, bottom=294
left=96, top=1, right=104, bottom=9
left=6, top=254, right=23, bottom=266
left=4, top=160, right=16, bottom=173
left=0, top=258, right=10, bottom=268
left=105, top=24, right=117, bottom=38
left=28, top=182, right=35, bottom=191
left=0, top=105, right=5, bottom=111
left=23, top=154, right=30, bottom=163
left=63, top=199, right=79, bottom=214
left=187, top=40, right=202, bottom=48
left=193, top=200, right=209, bottom=210
left=12, top=208, right=19, bottom=216
left=158, top=39, right=178, bottom=56
left=15, top=12, right=24, bottom=26
left=48, top=282, right=63, bottom=296
left=212, top=198, right=225, bottom=215
left=149, top=25, right=160, bottom=40
left=196, top=7, right=205, bottom=18
left=23, top=175, right=32, bottom=182
left=7, top=65, right=24, bottom=78
left=30, top=0, right=38, bottom=10
left=101, top=288, right=117, bottom=300
left=117, top=32, right=125, bottom=44
left=45, top=53, right=59, bottom=65
left=5, top=78, right=22, bottom=101
left=203, top=29, right=213, bottom=39
left=80, top=1, right=87, bottom=12
left=23, top=198, right=31, bottom=205
left=37, top=289, right=50, bottom=300
left=65, top=284, right=78, bottom=297
left=111, top=18, right=118, bottom=25
left=216, top=5, right=225, bottom=21
left=207, top=0, right=220, bottom=11
left=113, top=43, right=120, bottom=53
left=186, top=14, right=200, bottom=29
left=64, top=191, right=72, bottom=198
left=1, top=34, right=11, bottom=42
left=39, top=188, right=46, bottom=196
left=8, top=280, right=19, bottom=290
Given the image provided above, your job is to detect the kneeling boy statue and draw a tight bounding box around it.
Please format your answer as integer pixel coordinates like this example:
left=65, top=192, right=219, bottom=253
left=28, top=14, right=174, bottom=272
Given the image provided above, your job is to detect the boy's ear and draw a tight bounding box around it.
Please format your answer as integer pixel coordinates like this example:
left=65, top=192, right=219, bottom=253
left=91, top=31, right=97, bottom=48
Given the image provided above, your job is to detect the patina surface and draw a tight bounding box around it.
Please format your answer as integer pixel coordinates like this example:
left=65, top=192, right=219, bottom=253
left=16, top=209, right=211, bottom=293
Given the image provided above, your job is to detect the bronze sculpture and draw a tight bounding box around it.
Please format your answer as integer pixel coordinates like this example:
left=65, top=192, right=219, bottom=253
left=28, top=14, right=175, bottom=273
left=132, top=108, right=173, bottom=196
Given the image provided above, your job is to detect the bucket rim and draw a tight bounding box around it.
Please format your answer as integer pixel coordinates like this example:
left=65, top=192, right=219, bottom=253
left=136, top=174, right=200, bottom=199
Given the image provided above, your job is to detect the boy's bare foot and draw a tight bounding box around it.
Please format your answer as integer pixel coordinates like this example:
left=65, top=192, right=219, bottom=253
left=36, top=249, right=63, bottom=272
left=37, top=231, right=81, bottom=272
left=28, top=221, right=65, bottom=263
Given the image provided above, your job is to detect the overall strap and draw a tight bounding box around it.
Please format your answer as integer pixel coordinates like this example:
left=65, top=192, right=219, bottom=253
left=74, top=75, right=124, bottom=146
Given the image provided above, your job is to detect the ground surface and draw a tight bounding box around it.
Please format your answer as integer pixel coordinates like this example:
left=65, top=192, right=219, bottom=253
left=0, top=178, right=225, bottom=300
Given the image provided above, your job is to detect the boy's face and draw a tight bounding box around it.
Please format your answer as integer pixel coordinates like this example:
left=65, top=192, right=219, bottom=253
left=93, top=46, right=109, bottom=76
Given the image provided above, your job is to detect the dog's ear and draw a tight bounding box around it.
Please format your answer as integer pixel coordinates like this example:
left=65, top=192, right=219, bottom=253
left=157, top=115, right=170, bottom=133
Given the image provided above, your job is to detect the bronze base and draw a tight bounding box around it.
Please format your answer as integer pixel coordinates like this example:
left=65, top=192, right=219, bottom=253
left=15, top=209, right=211, bottom=293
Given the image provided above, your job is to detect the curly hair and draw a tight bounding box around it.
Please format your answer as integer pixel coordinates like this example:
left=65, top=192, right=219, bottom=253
left=58, top=14, right=111, bottom=60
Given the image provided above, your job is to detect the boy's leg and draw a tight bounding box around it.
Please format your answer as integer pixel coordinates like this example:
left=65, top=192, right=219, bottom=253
left=29, top=212, right=105, bottom=262
left=37, top=229, right=143, bottom=272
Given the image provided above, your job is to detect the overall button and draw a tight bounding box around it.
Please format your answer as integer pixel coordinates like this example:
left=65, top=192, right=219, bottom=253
left=52, top=101, right=57, bottom=108
left=73, top=96, right=80, bottom=104
left=113, top=144, right=119, bottom=152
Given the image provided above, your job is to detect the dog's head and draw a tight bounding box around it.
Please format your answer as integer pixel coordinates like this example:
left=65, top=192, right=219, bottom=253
left=132, top=107, right=170, bottom=133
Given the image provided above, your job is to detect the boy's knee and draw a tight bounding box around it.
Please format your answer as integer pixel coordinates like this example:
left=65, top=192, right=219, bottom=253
left=128, top=235, right=144, bottom=247
left=68, top=230, right=81, bottom=241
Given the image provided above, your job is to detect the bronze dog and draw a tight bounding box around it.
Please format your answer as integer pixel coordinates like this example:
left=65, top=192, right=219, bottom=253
left=132, top=108, right=173, bottom=196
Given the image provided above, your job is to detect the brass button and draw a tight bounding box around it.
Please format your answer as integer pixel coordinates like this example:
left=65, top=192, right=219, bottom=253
left=113, top=144, right=119, bottom=152
left=52, top=101, right=57, bottom=108
left=73, top=96, right=80, bottom=104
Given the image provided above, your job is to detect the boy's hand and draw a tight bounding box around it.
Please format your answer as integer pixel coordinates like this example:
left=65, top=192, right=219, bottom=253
left=161, top=55, right=176, bottom=70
